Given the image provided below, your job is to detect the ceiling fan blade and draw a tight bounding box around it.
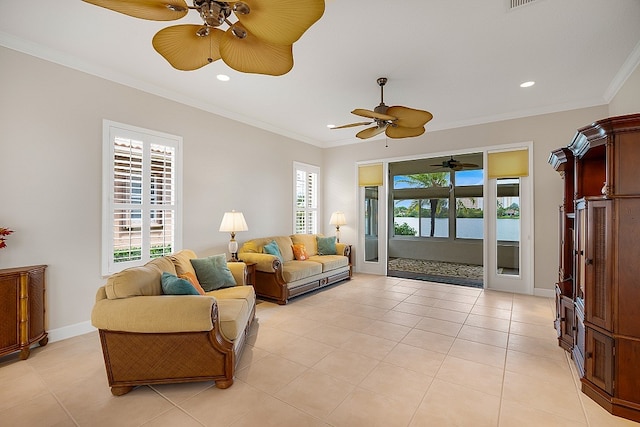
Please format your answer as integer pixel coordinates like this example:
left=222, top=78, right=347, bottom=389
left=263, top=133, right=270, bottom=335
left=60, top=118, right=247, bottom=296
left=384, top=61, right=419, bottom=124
left=220, top=24, right=293, bottom=75
left=331, top=122, right=373, bottom=129
left=386, top=106, right=433, bottom=128
left=356, top=125, right=387, bottom=140
left=152, top=25, right=223, bottom=71
left=352, top=108, right=396, bottom=121
left=82, top=0, right=188, bottom=21
left=385, top=125, right=425, bottom=139
left=461, top=163, right=480, bottom=168
left=234, top=0, right=325, bottom=45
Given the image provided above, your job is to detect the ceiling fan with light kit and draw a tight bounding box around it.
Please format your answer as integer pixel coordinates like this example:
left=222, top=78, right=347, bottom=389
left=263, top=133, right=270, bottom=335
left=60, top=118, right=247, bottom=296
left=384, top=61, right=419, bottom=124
left=332, top=77, right=433, bottom=140
left=82, top=0, right=325, bottom=75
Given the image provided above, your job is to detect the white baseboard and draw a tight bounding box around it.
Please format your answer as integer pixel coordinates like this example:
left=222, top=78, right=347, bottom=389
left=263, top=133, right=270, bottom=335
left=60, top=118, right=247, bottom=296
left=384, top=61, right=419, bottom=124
left=534, top=288, right=555, bottom=299
left=47, top=321, right=96, bottom=343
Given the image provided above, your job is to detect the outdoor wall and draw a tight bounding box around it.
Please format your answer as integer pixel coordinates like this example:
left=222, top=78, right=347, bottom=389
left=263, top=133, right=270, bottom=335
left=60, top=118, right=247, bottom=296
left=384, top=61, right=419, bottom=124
left=0, top=46, right=322, bottom=339
left=323, top=105, right=610, bottom=295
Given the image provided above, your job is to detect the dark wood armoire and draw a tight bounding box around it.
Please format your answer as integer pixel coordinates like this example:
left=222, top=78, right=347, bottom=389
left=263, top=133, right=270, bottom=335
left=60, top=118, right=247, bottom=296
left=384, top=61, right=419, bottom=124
left=549, top=113, right=640, bottom=423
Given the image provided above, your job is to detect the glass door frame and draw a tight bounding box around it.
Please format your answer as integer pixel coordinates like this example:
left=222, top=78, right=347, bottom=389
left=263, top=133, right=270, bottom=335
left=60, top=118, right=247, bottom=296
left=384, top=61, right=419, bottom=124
left=484, top=143, right=534, bottom=294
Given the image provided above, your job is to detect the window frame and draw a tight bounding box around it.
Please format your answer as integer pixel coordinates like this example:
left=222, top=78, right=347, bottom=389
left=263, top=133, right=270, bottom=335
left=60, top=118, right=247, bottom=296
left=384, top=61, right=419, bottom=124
left=293, top=161, right=320, bottom=235
left=101, top=120, right=183, bottom=276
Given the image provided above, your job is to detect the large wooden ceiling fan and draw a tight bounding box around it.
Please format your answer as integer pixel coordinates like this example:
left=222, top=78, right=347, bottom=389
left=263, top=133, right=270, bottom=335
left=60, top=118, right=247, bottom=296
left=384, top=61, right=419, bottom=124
left=332, top=77, right=433, bottom=140
left=82, top=0, right=325, bottom=75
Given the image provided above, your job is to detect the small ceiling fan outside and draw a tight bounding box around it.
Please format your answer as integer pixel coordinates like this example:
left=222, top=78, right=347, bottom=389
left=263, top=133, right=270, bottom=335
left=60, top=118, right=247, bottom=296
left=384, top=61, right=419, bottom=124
left=432, top=156, right=479, bottom=171
left=81, top=0, right=324, bottom=75
left=332, top=77, right=433, bottom=140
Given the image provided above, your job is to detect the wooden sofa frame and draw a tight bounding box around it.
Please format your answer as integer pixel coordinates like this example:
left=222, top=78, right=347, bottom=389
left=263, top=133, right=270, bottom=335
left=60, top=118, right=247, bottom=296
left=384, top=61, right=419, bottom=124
left=97, top=303, right=255, bottom=396
left=255, top=246, right=352, bottom=305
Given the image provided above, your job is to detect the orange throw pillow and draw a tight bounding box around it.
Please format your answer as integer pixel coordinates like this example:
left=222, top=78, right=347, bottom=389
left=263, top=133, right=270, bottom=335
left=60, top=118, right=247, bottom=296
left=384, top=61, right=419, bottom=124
left=179, top=272, right=206, bottom=295
left=292, top=244, right=308, bottom=261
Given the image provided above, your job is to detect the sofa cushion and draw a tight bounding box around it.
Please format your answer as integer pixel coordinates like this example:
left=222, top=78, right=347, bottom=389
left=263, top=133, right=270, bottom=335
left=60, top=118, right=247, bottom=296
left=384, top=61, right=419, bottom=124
left=147, top=256, right=178, bottom=275
left=190, top=254, right=237, bottom=291
left=239, top=240, right=261, bottom=254
left=105, top=265, right=163, bottom=300
left=292, top=244, right=309, bottom=260
left=208, top=285, right=255, bottom=308
left=170, top=249, right=198, bottom=276
left=216, top=298, right=251, bottom=341
left=308, top=254, right=349, bottom=272
left=317, top=235, right=337, bottom=255
left=291, top=234, right=318, bottom=256
left=282, top=260, right=323, bottom=282
left=263, top=240, right=284, bottom=262
left=179, top=272, right=206, bottom=295
left=161, top=272, right=200, bottom=295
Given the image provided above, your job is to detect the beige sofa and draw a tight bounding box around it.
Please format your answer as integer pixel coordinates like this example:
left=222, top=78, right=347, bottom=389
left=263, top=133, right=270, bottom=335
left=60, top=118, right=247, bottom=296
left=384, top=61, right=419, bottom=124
left=91, top=250, right=255, bottom=396
left=238, top=234, right=351, bottom=304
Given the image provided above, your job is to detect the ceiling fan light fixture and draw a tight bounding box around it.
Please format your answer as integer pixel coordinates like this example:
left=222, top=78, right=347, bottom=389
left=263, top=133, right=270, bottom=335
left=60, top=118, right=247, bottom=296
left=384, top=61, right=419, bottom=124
left=231, top=25, right=248, bottom=39
left=233, top=2, right=251, bottom=15
left=196, top=26, right=210, bottom=37
left=166, top=4, right=188, bottom=12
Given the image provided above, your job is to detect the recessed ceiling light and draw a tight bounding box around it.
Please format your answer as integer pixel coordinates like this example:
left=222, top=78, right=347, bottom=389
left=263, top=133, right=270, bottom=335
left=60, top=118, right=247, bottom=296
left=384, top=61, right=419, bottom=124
left=520, top=81, right=535, bottom=88
left=216, top=74, right=230, bottom=82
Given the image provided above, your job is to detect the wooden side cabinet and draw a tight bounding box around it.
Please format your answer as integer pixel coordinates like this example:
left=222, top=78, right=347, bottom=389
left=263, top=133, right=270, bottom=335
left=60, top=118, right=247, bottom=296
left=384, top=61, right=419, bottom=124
left=0, top=265, right=48, bottom=359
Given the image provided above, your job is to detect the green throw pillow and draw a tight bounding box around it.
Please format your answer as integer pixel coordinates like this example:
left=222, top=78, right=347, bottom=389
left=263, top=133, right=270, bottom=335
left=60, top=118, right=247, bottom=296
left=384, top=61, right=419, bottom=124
left=161, top=272, right=200, bottom=295
left=263, top=240, right=283, bottom=262
left=190, top=254, right=237, bottom=292
left=317, top=236, right=337, bottom=255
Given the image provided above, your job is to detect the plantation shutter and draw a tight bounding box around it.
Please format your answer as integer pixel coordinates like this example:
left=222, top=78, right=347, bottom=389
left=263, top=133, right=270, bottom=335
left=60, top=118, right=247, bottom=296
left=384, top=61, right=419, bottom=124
left=112, top=138, right=144, bottom=263
left=103, top=121, right=182, bottom=275
left=294, top=162, right=319, bottom=234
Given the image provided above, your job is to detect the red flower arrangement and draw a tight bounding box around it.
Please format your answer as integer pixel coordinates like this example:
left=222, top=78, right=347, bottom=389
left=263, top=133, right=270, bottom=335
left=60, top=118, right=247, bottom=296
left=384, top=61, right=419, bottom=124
left=0, top=228, right=13, bottom=249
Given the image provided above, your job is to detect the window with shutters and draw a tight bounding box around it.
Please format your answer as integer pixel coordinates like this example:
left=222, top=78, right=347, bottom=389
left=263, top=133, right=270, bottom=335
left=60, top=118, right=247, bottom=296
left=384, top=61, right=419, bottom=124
left=293, top=162, right=319, bottom=234
left=102, top=120, right=182, bottom=276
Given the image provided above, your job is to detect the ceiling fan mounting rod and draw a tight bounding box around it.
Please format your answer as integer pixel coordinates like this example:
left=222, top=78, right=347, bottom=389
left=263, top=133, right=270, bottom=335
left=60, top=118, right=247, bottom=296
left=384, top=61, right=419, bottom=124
left=377, top=77, right=387, bottom=104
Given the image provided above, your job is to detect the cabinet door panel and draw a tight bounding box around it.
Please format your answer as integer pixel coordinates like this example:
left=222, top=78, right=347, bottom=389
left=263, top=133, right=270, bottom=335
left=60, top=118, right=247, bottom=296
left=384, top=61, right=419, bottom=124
left=0, top=276, right=20, bottom=349
left=616, top=198, right=640, bottom=337
left=28, top=270, right=46, bottom=341
left=585, top=327, right=614, bottom=395
left=585, top=200, right=612, bottom=330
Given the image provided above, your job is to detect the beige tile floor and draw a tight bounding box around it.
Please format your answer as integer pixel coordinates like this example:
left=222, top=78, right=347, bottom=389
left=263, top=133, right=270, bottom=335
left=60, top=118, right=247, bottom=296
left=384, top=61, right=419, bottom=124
left=1, top=273, right=639, bottom=426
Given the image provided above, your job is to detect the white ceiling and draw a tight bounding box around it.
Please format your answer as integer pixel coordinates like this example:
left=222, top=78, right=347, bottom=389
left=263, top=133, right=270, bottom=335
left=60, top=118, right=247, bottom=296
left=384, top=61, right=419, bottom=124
left=2, top=0, right=639, bottom=148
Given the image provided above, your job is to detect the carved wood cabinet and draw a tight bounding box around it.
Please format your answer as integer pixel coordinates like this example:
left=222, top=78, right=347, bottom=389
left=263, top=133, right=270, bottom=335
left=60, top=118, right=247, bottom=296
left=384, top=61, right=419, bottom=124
left=0, top=265, right=48, bottom=359
left=549, top=113, right=640, bottom=422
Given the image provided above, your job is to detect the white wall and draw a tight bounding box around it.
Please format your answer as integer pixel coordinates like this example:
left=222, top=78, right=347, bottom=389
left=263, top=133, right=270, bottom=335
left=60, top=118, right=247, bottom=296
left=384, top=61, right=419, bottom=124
left=323, top=106, right=610, bottom=295
left=609, top=62, right=640, bottom=116
left=0, top=46, right=321, bottom=338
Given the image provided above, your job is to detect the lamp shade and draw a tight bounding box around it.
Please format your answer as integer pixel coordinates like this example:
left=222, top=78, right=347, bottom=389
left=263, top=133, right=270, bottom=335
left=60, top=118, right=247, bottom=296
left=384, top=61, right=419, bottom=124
left=329, top=211, right=347, bottom=226
left=219, top=210, right=248, bottom=233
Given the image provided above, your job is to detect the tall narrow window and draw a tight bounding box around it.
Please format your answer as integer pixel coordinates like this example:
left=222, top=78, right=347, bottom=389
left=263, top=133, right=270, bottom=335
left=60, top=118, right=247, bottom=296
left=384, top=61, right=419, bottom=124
left=364, top=186, right=379, bottom=262
left=496, top=178, right=520, bottom=275
left=293, top=162, right=319, bottom=234
left=102, top=121, right=182, bottom=275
